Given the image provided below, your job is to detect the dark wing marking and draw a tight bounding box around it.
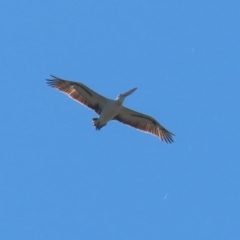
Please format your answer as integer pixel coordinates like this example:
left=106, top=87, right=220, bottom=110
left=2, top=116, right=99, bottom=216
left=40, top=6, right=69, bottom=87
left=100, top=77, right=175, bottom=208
left=114, top=107, right=175, bottom=143
left=46, top=75, right=109, bottom=115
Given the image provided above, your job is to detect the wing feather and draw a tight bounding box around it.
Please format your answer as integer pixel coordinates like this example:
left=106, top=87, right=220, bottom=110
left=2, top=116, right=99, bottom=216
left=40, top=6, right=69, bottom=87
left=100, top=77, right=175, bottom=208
left=46, top=75, right=109, bottom=115
left=115, top=107, right=175, bottom=143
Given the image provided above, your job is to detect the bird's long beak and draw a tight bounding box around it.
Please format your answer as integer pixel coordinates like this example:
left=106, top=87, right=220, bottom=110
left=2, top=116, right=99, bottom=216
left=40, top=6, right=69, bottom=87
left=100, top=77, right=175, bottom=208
left=122, top=87, right=137, bottom=97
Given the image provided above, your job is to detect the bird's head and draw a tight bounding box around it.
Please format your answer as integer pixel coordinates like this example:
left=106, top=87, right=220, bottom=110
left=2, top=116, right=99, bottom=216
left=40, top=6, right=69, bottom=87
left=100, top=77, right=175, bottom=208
left=116, top=87, right=137, bottom=103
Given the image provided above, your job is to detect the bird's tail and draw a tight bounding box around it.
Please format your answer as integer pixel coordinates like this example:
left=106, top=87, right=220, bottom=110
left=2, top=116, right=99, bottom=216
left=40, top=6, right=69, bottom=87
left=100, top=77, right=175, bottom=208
left=92, top=118, right=99, bottom=128
left=92, top=118, right=106, bottom=130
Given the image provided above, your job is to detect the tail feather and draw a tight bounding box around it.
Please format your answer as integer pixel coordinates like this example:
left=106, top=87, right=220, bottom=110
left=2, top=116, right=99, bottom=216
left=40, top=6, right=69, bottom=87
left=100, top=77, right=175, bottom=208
left=92, top=118, right=98, bottom=128
left=92, top=118, right=106, bottom=130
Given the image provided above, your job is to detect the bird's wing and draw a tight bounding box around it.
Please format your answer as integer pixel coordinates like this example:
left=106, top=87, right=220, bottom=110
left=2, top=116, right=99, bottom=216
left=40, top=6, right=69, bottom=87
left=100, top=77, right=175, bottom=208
left=114, top=106, right=175, bottom=143
left=46, top=75, right=109, bottom=115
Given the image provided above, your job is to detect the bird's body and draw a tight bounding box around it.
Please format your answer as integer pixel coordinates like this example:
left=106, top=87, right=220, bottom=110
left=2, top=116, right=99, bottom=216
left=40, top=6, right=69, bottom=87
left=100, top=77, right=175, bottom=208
left=96, top=99, right=122, bottom=129
left=46, top=75, right=175, bottom=143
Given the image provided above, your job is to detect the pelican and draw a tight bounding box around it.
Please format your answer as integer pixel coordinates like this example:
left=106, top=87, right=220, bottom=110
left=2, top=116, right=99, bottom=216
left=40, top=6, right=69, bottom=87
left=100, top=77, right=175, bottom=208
left=46, top=75, right=175, bottom=143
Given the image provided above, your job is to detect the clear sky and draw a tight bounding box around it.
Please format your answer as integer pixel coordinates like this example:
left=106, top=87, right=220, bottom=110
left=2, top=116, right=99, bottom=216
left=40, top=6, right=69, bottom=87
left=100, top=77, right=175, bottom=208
left=0, top=1, right=239, bottom=239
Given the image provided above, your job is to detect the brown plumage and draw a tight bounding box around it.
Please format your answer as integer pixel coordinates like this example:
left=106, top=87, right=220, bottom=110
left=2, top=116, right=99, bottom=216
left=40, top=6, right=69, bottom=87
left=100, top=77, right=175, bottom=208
left=114, top=107, right=175, bottom=143
left=46, top=75, right=108, bottom=114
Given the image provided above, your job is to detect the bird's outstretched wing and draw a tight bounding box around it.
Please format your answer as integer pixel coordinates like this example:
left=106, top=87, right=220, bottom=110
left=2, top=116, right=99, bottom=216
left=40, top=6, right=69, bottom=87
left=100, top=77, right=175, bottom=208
left=114, top=107, right=175, bottom=143
left=46, top=75, right=109, bottom=115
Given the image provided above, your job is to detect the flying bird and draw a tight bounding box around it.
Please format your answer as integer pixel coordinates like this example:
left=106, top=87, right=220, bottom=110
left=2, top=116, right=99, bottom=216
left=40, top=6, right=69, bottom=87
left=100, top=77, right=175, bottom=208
left=46, top=75, right=175, bottom=143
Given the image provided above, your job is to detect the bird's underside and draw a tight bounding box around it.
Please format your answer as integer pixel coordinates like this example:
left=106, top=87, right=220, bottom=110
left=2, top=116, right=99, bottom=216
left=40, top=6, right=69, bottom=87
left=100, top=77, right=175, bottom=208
left=46, top=75, right=175, bottom=143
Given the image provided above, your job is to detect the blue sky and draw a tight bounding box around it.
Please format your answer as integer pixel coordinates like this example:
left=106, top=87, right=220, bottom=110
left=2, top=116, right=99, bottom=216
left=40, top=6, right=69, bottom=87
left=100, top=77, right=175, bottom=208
left=1, top=1, right=239, bottom=239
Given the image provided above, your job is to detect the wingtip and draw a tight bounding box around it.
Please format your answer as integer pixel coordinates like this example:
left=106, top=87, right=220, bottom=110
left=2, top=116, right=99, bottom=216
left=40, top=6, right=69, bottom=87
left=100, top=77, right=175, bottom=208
left=46, top=75, right=59, bottom=87
left=46, top=75, right=60, bottom=85
left=50, top=74, right=58, bottom=79
left=161, top=130, right=175, bottom=143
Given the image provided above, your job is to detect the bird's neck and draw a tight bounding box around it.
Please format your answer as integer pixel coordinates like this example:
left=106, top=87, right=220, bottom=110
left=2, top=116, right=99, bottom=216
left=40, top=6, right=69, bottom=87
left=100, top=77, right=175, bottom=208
left=115, top=97, right=125, bottom=105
